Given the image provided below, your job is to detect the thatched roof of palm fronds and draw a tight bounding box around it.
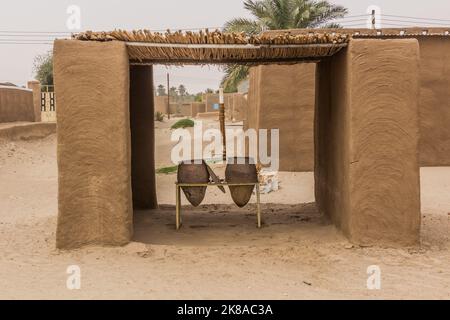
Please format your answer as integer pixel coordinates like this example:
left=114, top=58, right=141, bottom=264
left=73, top=29, right=349, bottom=44
left=72, top=29, right=349, bottom=65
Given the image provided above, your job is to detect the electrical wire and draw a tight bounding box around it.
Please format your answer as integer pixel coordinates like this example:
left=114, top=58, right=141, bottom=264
left=335, top=23, right=368, bottom=28
left=330, top=19, right=369, bottom=24
left=1, top=12, right=450, bottom=45
left=0, top=31, right=71, bottom=34
left=381, top=14, right=450, bottom=23
left=0, top=37, right=57, bottom=40
left=0, top=42, right=53, bottom=45
left=0, top=34, right=70, bottom=38
left=333, top=14, right=371, bottom=19
left=379, top=18, right=450, bottom=26
left=0, top=16, right=373, bottom=35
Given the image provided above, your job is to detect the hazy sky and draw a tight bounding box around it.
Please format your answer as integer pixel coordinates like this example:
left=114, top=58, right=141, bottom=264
left=1, top=0, right=450, bottom=92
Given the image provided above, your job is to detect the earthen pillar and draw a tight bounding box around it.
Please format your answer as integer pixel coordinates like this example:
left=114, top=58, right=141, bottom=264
left=53, top=40, right=132, bottom=249
left=27, top=80, right=41, bottom=122
left=315, top=39, right=421, bottom=246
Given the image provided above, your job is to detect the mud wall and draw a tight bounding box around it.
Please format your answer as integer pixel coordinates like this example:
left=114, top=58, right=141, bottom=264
left=315, top=50, right=351, bottom=235
left=246, top=63, right=315, bottom=171
left=230, top=93, right=247, bottom=122
left=196, top=111, right=219, bottom=120
left=130, top=65, right=157, bottom=209
left=245, top=67, right=260, bottom=131
left=155, top=96, right=196, bottom=117
left=0, top=122, right=56, bottom=141
left=316, top=39, right=421, bottom=246
left=204, top=93, right=233, bottom=113
left=154, top=95, right=168, bottom=114
left=418, top=37, right=450, bottom=166
left=250, top=36, right=450, bottom=170
left=191, top=102, right=206, bottom=117
left=54, top=40, right=133, bottom=249
left=27, top=81, right=42, bottom=122
left=170, top=103, right=192, bottom=117
left=0, top=86, right=35, bottom=123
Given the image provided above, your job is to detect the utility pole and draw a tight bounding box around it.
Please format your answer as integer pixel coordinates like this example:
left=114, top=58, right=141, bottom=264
left=167, top=73, right=170, bottom=120
left=371, top=9, right=376, bottom=30
left=219, top=87, right=226, bottom=161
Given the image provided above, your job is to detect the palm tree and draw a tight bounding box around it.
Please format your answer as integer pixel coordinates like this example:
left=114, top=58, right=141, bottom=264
left=178, top=84, right=187, bottom=96
left=221, top=0, right=348, bottom=92
left=156, top=84, right=166, bottom=96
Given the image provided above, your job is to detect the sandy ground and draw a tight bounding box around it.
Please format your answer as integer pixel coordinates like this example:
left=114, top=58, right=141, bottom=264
left=0, top=121, right=449, bottom=299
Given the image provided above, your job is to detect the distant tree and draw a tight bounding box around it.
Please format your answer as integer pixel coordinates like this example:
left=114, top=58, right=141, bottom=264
left=33, top=51, right=53, bottom=86
left=205, top=88, right=214, bottom=94
left=178, top=84, right=187, bottom=96
left=169, top=86, right=178, bottom=96
left=157, top=84, right=166, bottom=96
left=194, top=93, right=203, bottom=102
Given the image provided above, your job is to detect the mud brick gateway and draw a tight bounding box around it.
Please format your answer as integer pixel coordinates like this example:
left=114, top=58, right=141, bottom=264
left=53, top=28, right=449, bottom=249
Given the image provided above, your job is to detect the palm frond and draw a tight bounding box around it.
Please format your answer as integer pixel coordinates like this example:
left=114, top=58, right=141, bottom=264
left=270, top=0, right=295, bottom=29
left=244, top=0, right=269, bottom=20
left=223, top=18, right=263, bottom=35
left=220, top=0, right=349, bottom=90
left=307, top=1, right=348, bottom=28
left=221, top=65, right=250, bottom=93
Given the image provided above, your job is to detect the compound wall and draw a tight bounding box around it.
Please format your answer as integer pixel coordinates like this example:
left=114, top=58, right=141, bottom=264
left=246, top=63, right=315, bottom=171
left=191, top=102, right=206, bottom=117
left=0, top=85, right=35, bottom=123
left=418, top=37, right=450, bottom=166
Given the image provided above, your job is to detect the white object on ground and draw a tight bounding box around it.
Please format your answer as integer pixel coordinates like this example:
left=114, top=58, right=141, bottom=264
left=258, top=169, right=280, bottom=194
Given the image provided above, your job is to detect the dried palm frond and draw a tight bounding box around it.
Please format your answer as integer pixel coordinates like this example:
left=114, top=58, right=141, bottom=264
left=72, top=29, right=349, bottom=64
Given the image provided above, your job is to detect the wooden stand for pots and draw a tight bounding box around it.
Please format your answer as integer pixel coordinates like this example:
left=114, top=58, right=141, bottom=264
left=175, top=180, right=262, bottom=230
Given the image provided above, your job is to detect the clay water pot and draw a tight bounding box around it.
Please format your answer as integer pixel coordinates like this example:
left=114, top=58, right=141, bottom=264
left=177, top=160, right=210, bottom=207
left=225, top=157, right=258, bottom=207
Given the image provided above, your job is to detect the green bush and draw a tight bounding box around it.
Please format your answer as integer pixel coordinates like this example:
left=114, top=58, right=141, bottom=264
left=156, top=165, right=178, bottom=174
left=171, top=118, right=195, bottom=129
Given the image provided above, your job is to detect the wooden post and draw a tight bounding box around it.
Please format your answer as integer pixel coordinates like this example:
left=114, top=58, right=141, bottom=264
left=176, top=184, right=181, bottom=230
left=256, top=182, right=261, bottom=228
left=371, top=10, right=376, bottom=30
left=219, top=87, right=226, bottom=161
left=167, top=73, right=171, bottom=119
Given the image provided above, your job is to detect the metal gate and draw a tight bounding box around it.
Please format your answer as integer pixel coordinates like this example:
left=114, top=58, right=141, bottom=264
left=40, top=86, right=56, bottom=122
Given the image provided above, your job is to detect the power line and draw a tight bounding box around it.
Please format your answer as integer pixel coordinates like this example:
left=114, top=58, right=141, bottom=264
left=331, top=19, right=369, bottom=24
left=379, top=23, right=414, bottom=28
left=0, top=34, right=69, bottom=38
left=1, top=12, right=450, bottom=42
left=0, top=31, right=71, bottom=34
left=0, top=38, right=60, bottom=41
left=0, top=38, right=56, bottom=42
left=333, top=13, right=450, bottom=27
left=337, top=23, right=368, bottom=28
left=380, top=18, right=450, bottom=27
left=0, top=42, right=53, bottom=45
left=381, top=14, right=450, bottom=23
left=334, top=14, right=371, bottom=19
